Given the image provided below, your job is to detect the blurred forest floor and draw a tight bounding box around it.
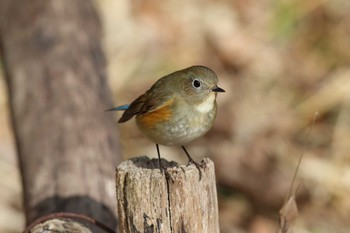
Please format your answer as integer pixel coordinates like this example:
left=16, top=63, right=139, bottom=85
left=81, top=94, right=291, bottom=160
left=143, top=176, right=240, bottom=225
left=1, top=0, right=350, bottom=232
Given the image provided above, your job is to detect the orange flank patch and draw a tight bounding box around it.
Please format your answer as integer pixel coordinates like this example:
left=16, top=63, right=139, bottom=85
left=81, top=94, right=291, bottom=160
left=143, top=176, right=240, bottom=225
left=137, top=99, right=174, bottom=129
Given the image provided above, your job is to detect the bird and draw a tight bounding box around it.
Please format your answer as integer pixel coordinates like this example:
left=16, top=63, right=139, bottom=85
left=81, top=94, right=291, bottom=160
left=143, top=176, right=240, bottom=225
left=107, top=65, right=225, bottom=177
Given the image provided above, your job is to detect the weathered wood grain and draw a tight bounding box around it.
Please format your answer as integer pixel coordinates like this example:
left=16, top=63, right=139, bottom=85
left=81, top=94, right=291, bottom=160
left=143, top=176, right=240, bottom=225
left=116, top=157, right=219, bottom=233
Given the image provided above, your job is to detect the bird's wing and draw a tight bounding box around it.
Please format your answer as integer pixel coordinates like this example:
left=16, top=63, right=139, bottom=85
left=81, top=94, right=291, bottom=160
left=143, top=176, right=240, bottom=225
left=118, top=88, right=173, bottom=123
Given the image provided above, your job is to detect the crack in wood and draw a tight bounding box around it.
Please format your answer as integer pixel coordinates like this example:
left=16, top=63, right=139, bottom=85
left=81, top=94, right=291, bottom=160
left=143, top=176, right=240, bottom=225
left=142, top=213, right=153, bottom=233
left=164, top=170, right=173, bottom=233
left=129, top=215, right=141, bottom=233
left=181, top=219, right=188, bottom=233
left=123, top=173, right=131, bottom=233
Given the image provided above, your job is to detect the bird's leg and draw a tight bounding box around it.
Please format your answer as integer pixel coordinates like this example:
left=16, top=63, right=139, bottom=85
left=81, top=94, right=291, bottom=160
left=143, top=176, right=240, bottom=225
left=181, top=145, right=202, bottom=180
left=181, top=145, right=201, bottom=166
left=156, top=144, right=163, bottom=172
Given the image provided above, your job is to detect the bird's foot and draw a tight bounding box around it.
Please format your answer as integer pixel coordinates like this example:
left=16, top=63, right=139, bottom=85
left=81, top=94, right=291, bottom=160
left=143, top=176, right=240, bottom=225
left=187, top=158, right=203, bottom=180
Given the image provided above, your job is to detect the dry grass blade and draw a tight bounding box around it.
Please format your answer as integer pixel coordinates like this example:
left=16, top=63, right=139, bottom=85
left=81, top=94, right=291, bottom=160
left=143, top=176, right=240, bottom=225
left=277, top=193, right=298, bottom=233
left=277, top=112, right=318, bottom=233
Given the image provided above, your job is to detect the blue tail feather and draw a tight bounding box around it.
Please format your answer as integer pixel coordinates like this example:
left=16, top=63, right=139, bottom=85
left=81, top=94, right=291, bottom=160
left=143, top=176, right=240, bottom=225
left=106, top=104, right=130, bottom=112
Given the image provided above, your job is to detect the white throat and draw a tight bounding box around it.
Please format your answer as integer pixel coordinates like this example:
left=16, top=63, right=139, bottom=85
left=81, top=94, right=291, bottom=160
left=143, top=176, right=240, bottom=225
left=195, top=93, right=215, bottom=113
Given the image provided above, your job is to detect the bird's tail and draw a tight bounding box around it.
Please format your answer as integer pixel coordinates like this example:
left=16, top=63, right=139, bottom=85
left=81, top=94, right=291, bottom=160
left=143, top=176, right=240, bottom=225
left=105, top=104, right=130, bottom=112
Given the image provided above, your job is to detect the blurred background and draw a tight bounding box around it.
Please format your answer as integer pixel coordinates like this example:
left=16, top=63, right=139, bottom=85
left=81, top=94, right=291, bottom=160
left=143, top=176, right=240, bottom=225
left=1, top=0, right=350, bottom=232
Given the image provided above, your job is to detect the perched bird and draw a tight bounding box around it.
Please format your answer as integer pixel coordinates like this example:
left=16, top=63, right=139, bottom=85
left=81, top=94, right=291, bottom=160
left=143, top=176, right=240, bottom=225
left=107, top=65, right=224, bottom=176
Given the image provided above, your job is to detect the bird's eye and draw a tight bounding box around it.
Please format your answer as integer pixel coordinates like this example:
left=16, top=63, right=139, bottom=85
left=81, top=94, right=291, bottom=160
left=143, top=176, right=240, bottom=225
left=192, top=79, right=201, bottom=88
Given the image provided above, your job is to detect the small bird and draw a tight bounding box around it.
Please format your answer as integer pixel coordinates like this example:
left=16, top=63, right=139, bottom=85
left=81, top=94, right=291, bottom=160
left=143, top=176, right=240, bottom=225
left=107, top=65, right=225, bottom=176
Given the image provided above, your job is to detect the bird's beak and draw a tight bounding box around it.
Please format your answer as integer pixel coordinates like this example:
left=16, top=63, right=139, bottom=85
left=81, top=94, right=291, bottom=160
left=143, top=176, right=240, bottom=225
left=211, top=86, right=225, bottom=93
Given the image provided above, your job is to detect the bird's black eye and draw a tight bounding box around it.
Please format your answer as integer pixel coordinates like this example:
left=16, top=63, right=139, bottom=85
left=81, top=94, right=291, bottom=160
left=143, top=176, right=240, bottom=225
left=192, top=79, right=201, bottom=88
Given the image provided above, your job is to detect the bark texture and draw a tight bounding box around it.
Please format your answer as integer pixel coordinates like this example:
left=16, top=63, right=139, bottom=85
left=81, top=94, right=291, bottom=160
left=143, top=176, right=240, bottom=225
left=31, top=219, right=92, bottom=233
left=0, top=0, right=120, bottom=231
left=116, top=157, right=220, bottom=233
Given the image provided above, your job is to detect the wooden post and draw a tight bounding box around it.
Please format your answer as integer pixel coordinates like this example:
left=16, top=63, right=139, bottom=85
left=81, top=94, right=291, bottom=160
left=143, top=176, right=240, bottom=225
left=116, top=156, right=220, bottom=233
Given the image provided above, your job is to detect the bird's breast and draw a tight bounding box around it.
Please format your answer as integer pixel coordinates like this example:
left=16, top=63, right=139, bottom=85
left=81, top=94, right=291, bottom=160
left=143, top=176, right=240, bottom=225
left=194, top=93, right=216, bottom=113
left=136, top=97, right=217, bottom=146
